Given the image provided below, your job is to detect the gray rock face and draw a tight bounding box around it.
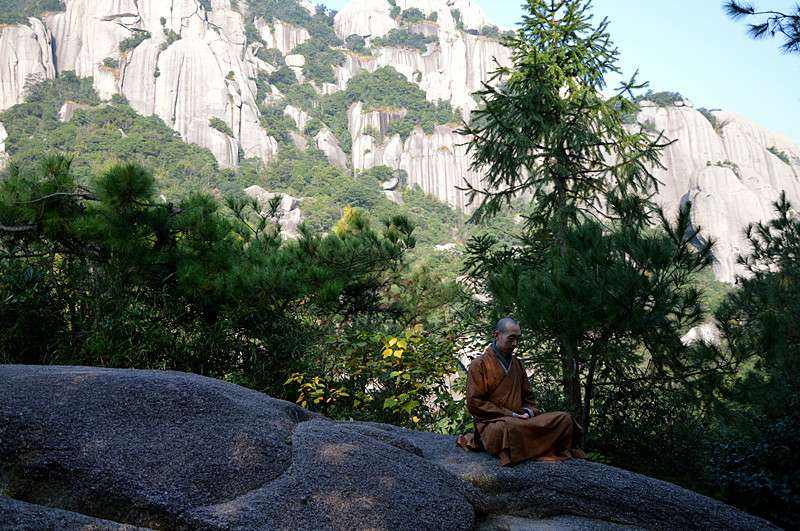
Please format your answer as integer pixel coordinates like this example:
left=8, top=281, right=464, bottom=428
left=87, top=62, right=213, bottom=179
left=254, top=18, right=310, bottom=55
left=348, top=102, right=483, bottom=211
left=0, top=496, right=147, bottom=530
left=0, top=18, right=55, bottom=110
left=0, top=365, right=775, bottom=530
left=244, top=185, right=304, bottom=238
left=315, top=128, right=349, bottom=170
left=638, top=102, right=800, bottom=282
left=0, top=365, right=308, bottom=529
left=58, top=100, right=91, bottom=122
left=23, top=0, right=280, bottom=168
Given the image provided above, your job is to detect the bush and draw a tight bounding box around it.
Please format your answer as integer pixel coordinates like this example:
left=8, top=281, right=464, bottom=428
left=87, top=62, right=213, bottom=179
left=119, top=31, right=151, bottom=53
left=372, top=28, right=435, bottom=51
left=400, top=8, right=426, bottom=24
left=292, top=38, right=345, bottom=85
left=636, top=90, right=684, bottom=107
left=451, top=8, right=465, bottom=31
left=258, top=104, right=295, bottom=144
left=160, top=28, right=181, bottom=51
left=209, top=117, right=234, bottom=137
left=268, top=65, right=298, bottom=91
left=768, top=146, right=792, bottom=165
left=102, top=57, right=120, bottom=69
left=345, top=34, right=367, bottom=54
left=480, top=25, right=500, bottom=38
left=0, top=0, right=63, bottom=24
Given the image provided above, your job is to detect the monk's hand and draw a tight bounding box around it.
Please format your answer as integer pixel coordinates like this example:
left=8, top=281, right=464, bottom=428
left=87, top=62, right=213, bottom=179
left=512, top=411, right=531, bottom=419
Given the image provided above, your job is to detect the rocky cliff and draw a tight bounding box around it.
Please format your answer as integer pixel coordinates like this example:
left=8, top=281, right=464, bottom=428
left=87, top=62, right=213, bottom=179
left=638, top=100, right=800, bottom=282
left=0, top=365, right=776, bottom=530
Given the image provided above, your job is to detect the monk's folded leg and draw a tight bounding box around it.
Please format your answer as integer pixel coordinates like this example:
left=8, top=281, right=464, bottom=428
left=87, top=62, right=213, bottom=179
left=478, top=412, right=583, bottom=465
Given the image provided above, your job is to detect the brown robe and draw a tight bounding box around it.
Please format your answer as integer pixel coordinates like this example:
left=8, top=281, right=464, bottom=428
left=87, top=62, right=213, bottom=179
left=457, top=344, right=584, bottom=466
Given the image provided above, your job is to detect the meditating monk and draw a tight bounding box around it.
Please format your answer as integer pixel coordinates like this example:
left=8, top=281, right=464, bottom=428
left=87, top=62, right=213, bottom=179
left=457, top=317, right=585, bottom=465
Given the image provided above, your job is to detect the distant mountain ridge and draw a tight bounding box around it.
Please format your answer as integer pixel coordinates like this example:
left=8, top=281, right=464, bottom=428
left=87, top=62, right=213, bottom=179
left=0, top=0, right=799, bottom=282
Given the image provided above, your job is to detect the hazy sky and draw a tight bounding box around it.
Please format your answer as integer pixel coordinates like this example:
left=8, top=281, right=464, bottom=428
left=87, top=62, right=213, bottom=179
left=322, top=0, right=800, bottom=145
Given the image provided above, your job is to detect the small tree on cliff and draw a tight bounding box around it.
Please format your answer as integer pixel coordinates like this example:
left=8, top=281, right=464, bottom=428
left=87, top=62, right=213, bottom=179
left=459, top=0, right=720, bottom=434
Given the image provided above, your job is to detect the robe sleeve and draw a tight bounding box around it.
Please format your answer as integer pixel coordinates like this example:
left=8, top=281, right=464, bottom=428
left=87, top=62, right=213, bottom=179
left=466, top=358, right=514, bottom=420
left=519, top=360, right=542, bottom=416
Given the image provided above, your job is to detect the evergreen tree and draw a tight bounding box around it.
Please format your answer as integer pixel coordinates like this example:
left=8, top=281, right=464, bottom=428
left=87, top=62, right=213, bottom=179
left=725, top=1, right=800, bottom=55
left=460, top=0, right=719, bottom=433
left=707, top=192, right=800, bottom=526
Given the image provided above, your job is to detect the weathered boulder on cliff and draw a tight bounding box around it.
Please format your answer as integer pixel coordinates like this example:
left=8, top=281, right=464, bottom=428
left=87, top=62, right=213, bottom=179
left=0, top=365, right=776, bottom=530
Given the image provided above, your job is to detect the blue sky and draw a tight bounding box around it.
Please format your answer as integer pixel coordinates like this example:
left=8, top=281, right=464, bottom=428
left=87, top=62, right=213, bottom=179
left=323, top=0, right=800, bottom=145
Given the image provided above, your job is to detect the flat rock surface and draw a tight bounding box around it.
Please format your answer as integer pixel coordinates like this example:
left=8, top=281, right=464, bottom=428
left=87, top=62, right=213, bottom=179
left=0, top=365, right=777, bottom=530
left=0, top=496, right=149, bottom=530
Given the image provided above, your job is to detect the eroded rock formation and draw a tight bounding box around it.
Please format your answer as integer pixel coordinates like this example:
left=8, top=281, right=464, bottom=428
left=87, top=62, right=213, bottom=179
left=333, top=1, right=511, bottom=116
left=638, top=101, right=800, bottom=282
left=0, top=365, right=776, bottom=530
left=0, top=0, right=280, bottom=168
left=245, top=185, right=304, bottom=239
left=0, top=18, right=55, bottom=110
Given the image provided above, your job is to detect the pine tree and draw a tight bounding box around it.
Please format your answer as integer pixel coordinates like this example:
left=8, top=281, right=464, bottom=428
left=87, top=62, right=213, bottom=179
left=725, top=1, right=800, bottom=55
left=460, top=0, right=718, bottom=433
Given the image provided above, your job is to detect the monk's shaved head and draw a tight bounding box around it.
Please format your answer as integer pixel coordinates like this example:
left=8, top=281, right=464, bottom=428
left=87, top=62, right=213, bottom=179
left=495, top=317, right=520, bottom=334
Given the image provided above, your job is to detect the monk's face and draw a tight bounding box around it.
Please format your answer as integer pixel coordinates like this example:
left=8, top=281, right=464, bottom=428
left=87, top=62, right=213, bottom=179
left=494, top=323, right=522, bottom=355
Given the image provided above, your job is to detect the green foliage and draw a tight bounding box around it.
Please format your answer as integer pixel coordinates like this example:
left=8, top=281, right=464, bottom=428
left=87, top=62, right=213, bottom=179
left=160, top=28, right=181, bottom=51
left=292, top=38, right=345, bottom=85
left=459, top=0, right=711, bottom=444
left=636, top=89, right=684, bottom=107
left=119, top=31, right=151, bottom=53
left=479, top=25, right=501, bottom=38
left=101, top=57, right=120, bottom=69
left=691, top=268, right=733, bottom=315
left=267, top=65, right=298, bottom=91
left=767, top=146, right=792, bottom=165
left=707, top=159, right=741, bottom=178
left=247, top=0, right=310, bottom=25
left=372, top=28, right=435, bottom=51
left=698, top=107, right=718, bottom=129
left=450, top=8, right=465, bottom=31
left=209, top=117, right=234, bottom=137
left=345, top=34, right=367, bottom=54
left=400, top=8, right=426, bottom=24
left=348, top=67, right=459, bottom=132
left=706, top=192, right=800, bottom=526
left=0, top=0, right=63, bottom=24
left=725, top=1, right=800, bottom=55
left=390, top=5, right=401, bottom=18
left=0, top=156, right=425, bottom=399
left=258, top=104, right=296, bottom=144
left=256, top=47, right=285, bottom=66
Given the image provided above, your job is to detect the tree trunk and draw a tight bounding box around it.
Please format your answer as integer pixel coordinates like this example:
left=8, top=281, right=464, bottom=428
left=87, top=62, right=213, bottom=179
left=559, top=336, right=582, bottom=418
left=582, top=355, right=597, bottom=440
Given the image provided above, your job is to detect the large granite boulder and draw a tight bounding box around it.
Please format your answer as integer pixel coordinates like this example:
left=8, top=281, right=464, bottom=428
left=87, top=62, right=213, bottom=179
left=0, top=365, right=776, bottom=530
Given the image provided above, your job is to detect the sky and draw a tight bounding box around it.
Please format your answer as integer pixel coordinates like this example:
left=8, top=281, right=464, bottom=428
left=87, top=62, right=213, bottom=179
left=322, top=0, right=800, bottom=145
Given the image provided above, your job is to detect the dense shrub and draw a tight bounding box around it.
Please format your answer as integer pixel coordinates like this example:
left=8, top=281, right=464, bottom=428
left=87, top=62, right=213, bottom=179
left=119, top=30, right=151, bottom=53
left=372, top=28, right=435, bottom=51
left=0, top=0, right=63, bottom=24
